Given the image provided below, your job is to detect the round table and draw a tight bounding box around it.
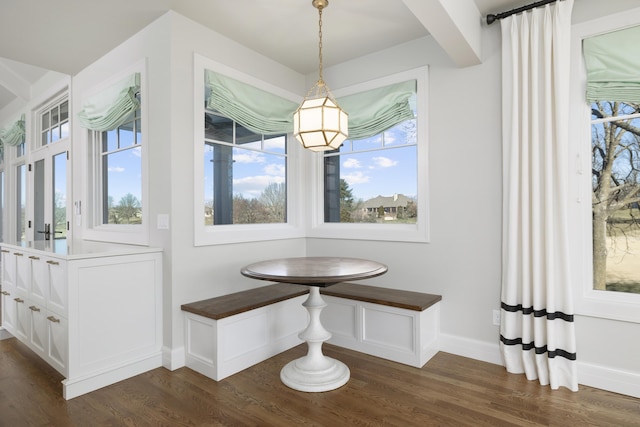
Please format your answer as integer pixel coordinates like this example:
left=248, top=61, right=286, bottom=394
left=241, top=257, right=388, bottom=392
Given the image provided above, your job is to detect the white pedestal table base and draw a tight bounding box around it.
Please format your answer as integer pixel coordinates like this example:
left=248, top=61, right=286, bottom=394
left=280, top=286, right=350, bottom=392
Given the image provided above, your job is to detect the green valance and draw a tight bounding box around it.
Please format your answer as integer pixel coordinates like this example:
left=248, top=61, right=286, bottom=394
left=205, top=70, right=416, bottom=140
left=78, top=73, right=140, bottom=131
left=584, top=25, right=640, bottom=103
left=337, top=80, right=416, bottom=140
left=0, top=114, right=26, bottom=147
left=205, top=70, right=297, bottom=136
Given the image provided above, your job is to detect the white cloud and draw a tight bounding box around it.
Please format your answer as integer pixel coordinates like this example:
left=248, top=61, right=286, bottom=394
left=108, top=166, right=125, bottom=173
left=234, top=151, right=266, bottom=164
left=264, top=163, right=285, bottom=177
left=233, top=175, right=285, bottom=198
left=343, top=171, right=370, bottom=185
left=372, top=156, right=398, bottom=168
left=343, top=158, right=361, bottom=168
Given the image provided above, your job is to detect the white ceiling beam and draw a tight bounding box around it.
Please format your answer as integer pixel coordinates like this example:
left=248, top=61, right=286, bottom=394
left=0, top=61, right=31, bottom=101
left=402, top=0, right=482, bottom=67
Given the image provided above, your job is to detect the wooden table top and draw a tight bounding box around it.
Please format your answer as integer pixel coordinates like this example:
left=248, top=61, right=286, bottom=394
left=241, top=257, right=388, bottom=287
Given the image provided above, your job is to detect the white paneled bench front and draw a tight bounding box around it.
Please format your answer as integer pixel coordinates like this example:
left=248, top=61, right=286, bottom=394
left=181, top=283, right=441, bottom=382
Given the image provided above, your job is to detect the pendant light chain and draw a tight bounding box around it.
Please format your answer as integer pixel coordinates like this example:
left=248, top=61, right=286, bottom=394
left=318, top=6, right=324, bottom=85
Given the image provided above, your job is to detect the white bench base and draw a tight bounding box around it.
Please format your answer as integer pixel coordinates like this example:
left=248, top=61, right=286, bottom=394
left=183, top=290, right=441, bottom=382
left=184, top=295, right=307, bottom=381
left=321, top=295, right=440, bottom=368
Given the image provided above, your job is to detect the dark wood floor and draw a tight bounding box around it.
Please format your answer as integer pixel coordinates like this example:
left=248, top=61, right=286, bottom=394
left=1, top=337, right=638, bottom=427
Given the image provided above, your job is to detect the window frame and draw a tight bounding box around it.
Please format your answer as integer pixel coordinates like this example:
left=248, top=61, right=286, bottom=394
left=307, top=67, right=430, bottom=243
left=82, top=61, right=149, bottom=246
left=193, top=55, right=304, bottom=246
left=570, top=10, right=640, bottom=324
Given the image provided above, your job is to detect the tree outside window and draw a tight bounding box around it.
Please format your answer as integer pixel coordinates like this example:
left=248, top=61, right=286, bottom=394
left=591, top=101, right=640, bottom=294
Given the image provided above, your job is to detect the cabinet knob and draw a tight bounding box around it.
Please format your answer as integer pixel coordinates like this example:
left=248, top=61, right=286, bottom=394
left=29, top=255, right=40, bottom=260
left=29, top=305, right=41, bottom=312
left=1, top=249, right=9, bottom=253
left=46, top=260, right=60, bottom=266
left=14, top=252, right=23, bottom=256
left=0, top=291, right=10, bottom=296
left=47, top=316, right=60, bottom=323
left=14, top=298, right=24, bottom=303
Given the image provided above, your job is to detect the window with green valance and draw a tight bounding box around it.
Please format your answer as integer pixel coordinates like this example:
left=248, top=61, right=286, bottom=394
left=78, top=73, right=140, bottom=132
left=205, top=70, right=417, bottom=141
left=583, top=25, right=640, bottom=103
left=0, top=114, right=26, bottom=147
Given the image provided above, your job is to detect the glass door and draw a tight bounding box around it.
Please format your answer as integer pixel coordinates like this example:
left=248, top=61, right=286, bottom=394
left=32, top=145, right=68, bottom=241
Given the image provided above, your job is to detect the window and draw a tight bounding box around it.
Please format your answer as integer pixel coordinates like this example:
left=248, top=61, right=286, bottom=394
left=96, top=100, right=142, bottom=225
left=40, top=100, right=69, bottom=146
left=81, top=64, right=147, bottom=246
left=310, top=67, right=429, bottom=242
left=591, top=102, right=640, bottom=295
left=194, top=57, right=303, bottom=245
left=203, top=111, right=287, bottom=225
left=570, top=14, right=640, bottom=323
left=324, top=97, right=417, bottom=224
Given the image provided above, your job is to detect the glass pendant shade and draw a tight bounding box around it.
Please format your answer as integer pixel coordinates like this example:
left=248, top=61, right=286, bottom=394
left=294, top=0, right=348, bottom=152
left=293, top=90, right=348, bottom=152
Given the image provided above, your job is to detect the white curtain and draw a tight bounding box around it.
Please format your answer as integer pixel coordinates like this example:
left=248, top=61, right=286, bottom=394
left=500, top=0, right=578, bottom=391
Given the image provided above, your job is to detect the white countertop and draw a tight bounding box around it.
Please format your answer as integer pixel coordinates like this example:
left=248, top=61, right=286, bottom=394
left=1, top=239, right=162, bottom=260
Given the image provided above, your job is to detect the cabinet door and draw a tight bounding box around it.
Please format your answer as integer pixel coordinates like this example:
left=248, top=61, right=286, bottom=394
left=13, top=295, right=29, bottom=341
left=29, top=303, right=47, bottom=356
left=47, top=259, right=66, bottom=316
left=47, top=312, right=67, bottom=375
left=1, top=249, right=15, bottom=286
left=30, top=255, right=49, bottom=307
left=14, top=251, right=29, bottom=296
left=1, top=286, right=16, bottom=334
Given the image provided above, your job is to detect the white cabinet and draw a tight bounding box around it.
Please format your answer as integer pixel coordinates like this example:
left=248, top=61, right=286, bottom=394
left=0, top=241, right=162, bottom=400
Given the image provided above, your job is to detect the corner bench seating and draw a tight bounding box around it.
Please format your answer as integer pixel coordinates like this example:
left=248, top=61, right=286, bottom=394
left=181, top=282, right=441, bottom=382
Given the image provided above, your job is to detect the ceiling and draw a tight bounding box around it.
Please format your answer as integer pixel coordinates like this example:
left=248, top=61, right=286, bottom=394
left=0, top=0, right=638, bottom=113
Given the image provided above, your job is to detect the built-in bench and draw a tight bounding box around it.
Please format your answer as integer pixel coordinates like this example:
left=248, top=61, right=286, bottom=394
left=181, top=282, right=441, bottom=382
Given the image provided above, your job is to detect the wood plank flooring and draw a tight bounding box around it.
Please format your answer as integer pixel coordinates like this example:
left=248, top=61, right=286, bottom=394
left=1, top=337, right=638, bottom=426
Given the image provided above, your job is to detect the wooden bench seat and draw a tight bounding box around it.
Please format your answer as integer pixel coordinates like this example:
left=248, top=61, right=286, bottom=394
left=181, top=283, right=308, bottom=320
left=181, top=282, right=441, bottom=382
left=320, top=282, right=441, bottom=311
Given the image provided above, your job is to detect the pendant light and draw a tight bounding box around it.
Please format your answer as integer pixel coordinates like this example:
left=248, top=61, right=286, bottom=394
left=293, top=0, right=348, bottom=152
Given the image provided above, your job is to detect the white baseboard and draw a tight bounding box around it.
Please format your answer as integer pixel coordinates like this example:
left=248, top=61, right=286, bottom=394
left=438, top=333, right=640, bottom=398
left=162, top=345, right=185, bottom=371
left=438, top=333, right=504, bottom=366
left=62, top=352, right=163, bottom=400
left=578, top=361, right=640, bottom=398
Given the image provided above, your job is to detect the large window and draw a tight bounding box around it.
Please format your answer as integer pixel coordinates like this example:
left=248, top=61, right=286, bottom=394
left=194, top=56, right=302, bottom=246
left=324, top=96, right=417, bottom=224
left=310, top=67, right=429, bottom=243
left=96, top=100, right=142, bottom=225
left=570, top=15, right=640, bottom=323
left=591, top=101, right=640, bottom=295
left=203, top=110, right=287, bottom=225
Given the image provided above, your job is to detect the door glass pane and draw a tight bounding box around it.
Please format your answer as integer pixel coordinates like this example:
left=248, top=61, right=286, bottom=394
left=0, top=171, right=4, bottom=241
left=53, top=153, right=67, bottom=239
left=34, top=160, right=45, bottom=241
left=17, top=164, right=26, bottom=241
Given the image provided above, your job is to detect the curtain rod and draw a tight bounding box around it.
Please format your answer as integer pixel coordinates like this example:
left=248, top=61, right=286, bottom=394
left=486, top=0, right=558, bottom=25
